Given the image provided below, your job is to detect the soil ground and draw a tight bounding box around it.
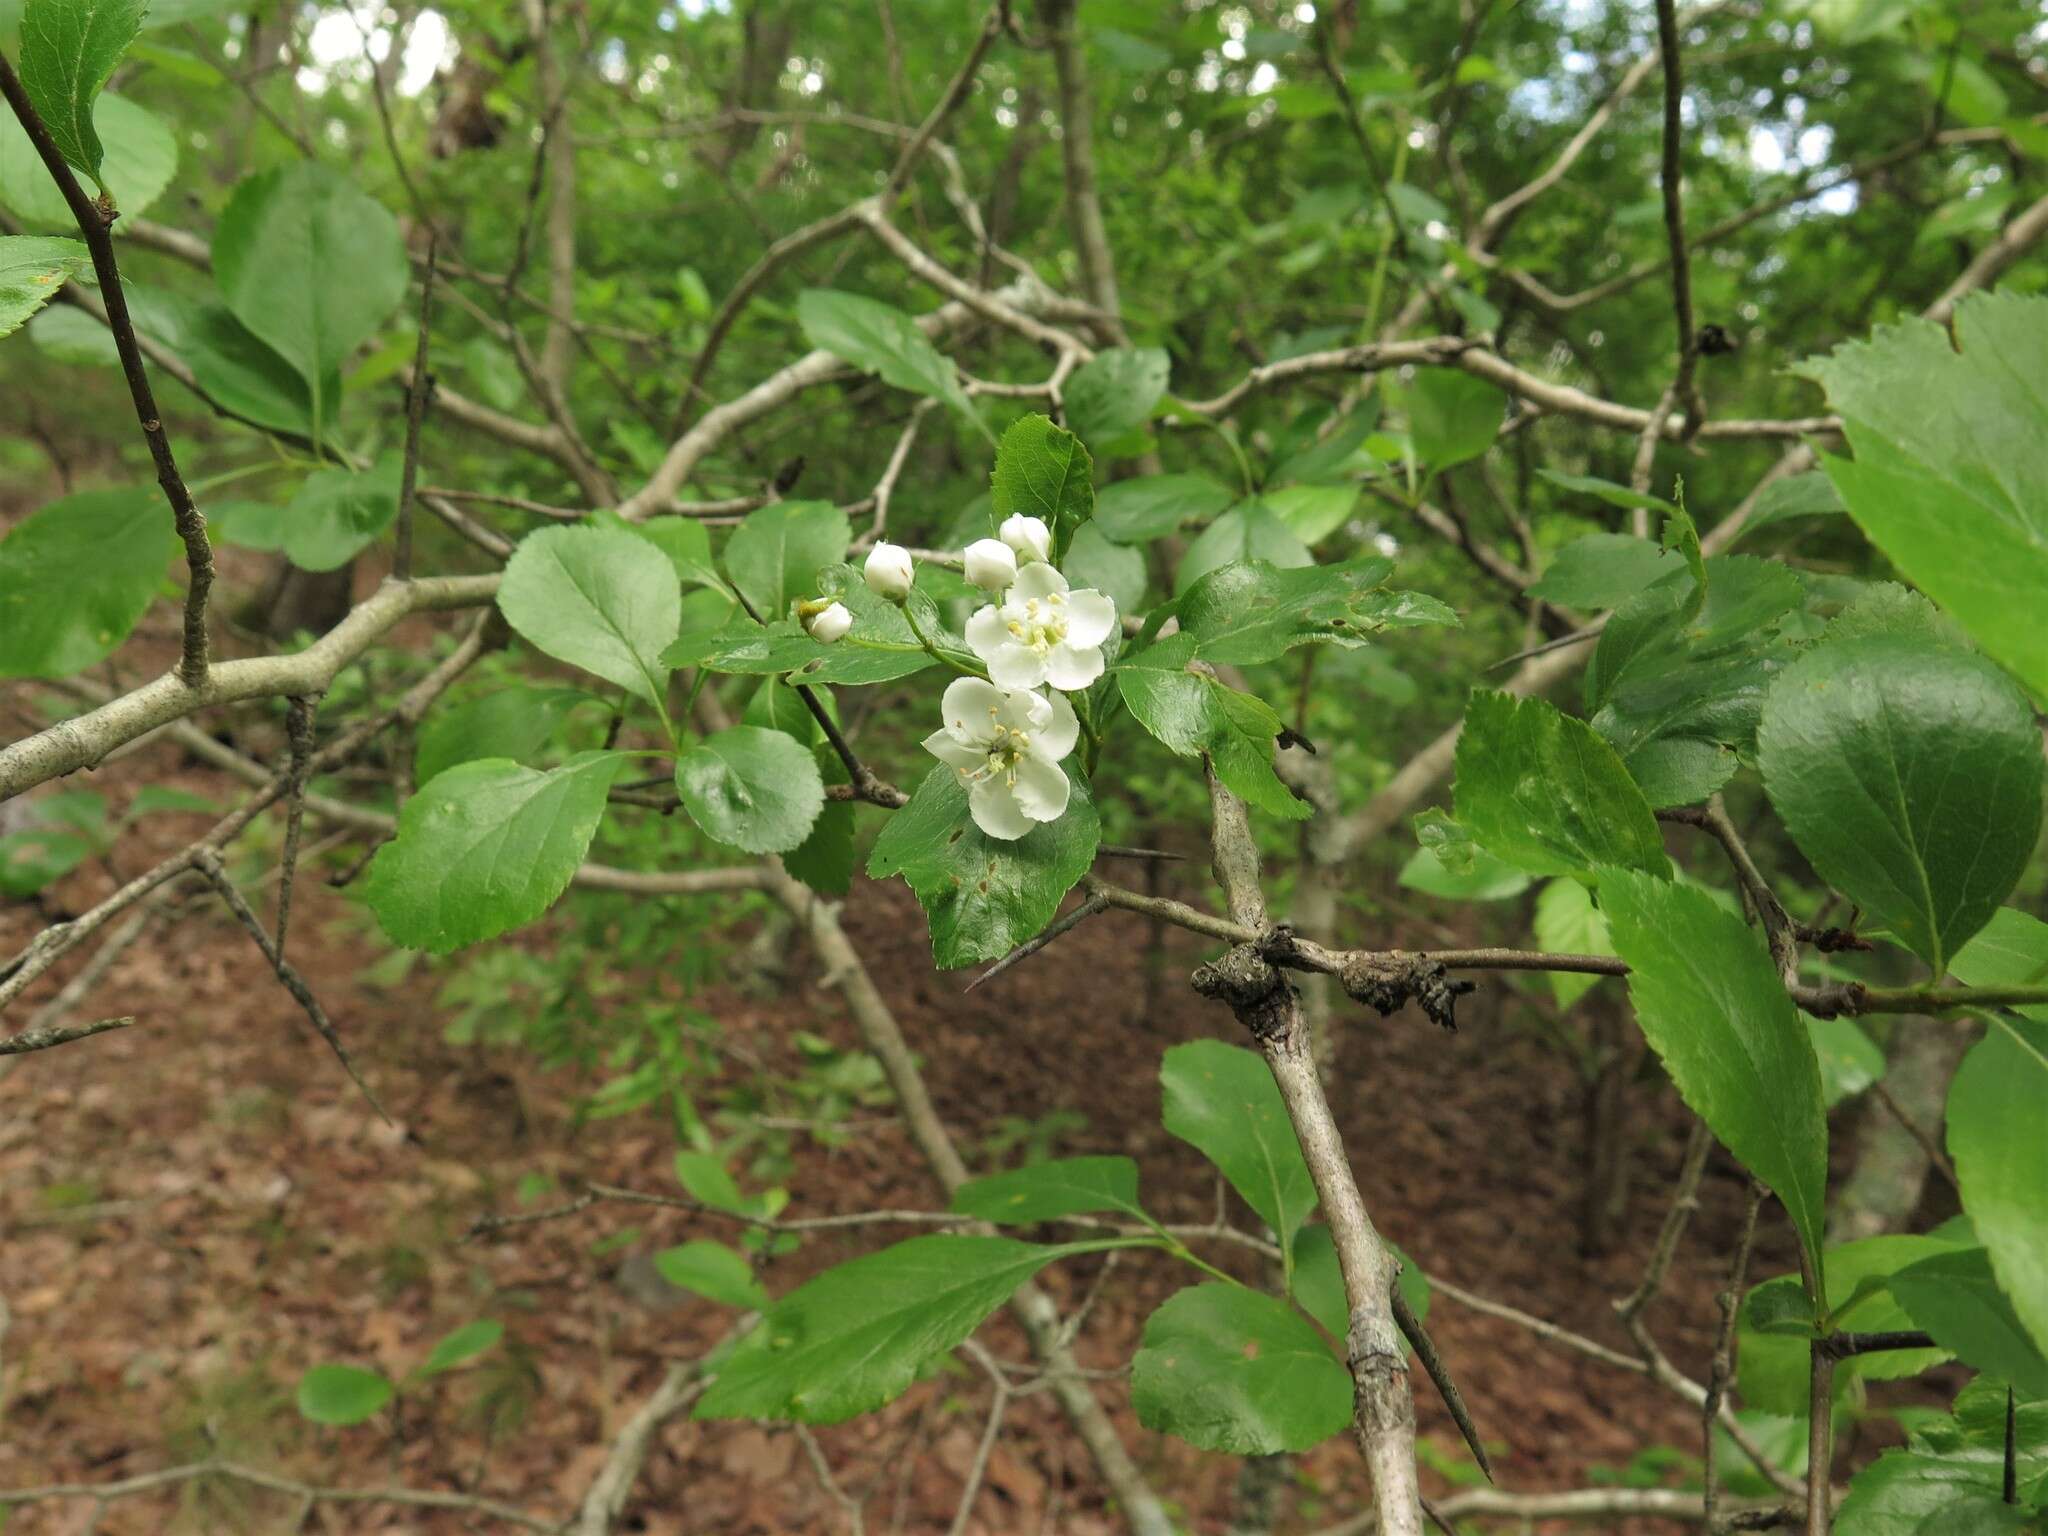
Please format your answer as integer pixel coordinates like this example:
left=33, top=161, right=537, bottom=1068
left=0, top=693, right=1940, bottom=1536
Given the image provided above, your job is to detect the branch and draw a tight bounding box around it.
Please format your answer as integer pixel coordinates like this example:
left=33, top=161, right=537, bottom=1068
left=0, top=1016, right=133, bottom=1056
left=0, top=54, right=214, bottom=685
left=1651, top=0, right=1703, bottom=433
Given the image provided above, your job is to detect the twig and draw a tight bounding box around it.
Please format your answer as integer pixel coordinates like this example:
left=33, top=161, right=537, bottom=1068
left=794, top=1425, right=866, bottom=1535
left=1651, top=0, right=1704, bottom=435
left=0, top=56, right=215, bottom=685
left=1391, top=1284, right=1492, bottom=1482
left=273, top=694, right=318, bottom=956
left=1869, top=1081, right=1959, bottom=1192
left=966, top=893, right=1108, bottom=993
left=393, top=237, right=440, bottom=582
left=948, top=1343, right=1013, bottom=1536
left=192, top=849, right=391, bottom=1125
left=0, top=1017, right=134, bottom=1056
left=1704, top=1182, right=1766, bottom=1528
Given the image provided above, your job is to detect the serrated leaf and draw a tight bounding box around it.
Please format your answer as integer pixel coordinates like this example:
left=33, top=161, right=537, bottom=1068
left=723, top=500, right=849, bottom=619
left=1757, top=634, right=2041, bottom=973
left=1131, top=1284, right=1352, bottom=1454
left=18, top=0, right=148, bottom=185
left=1161, top=1040, right=1318, bottom=1252
left=1600, top=869, right=1828, bottom=1280
left=695, top=1235, right=1123, bottom=1422
left=1116, top=637, right=1308, bottom=820
left=414, top=1320, right=504, bottom=1380
left=783, top=744, right=855, bottom=896
left=1795, top=292, right=2048, bottom=697
left=1888, top=1247, right=2048, bottom=1400
left=1537, top=469, right=1676, bottom=516
left=1170, top=557, right=1453, bottom=667
left=1808, top=1014, right=1885, bottom=1108
left=652, top=1241, right=769, bottom=1310
left=0, top=486, right=176, bottom=678
left=673, top=725, right=824, bottom=855
left=867, top=764, right=1099, bottom=968
left=951, top=1156, right=1145, bottom=1225
left=296, top=1363, right=394, bottom=1426
left=1063, top=346, right=1169, bottom=447
left=1453, top=691, right=1669, bottom=884
left=1948, top=1012, right=2048, bottom=1365
left=212, top=163, right=408, bottom=442
left=498, top=526, right=681, bottom=708
left=990, top=413, right=1093, bottom=561
left=1174, top=502, right=1311, bottom=594
left=1832, top=1449, right=2027, bottom=1535
left=361, top=752, right=628, bottom=954
left=797, top=287, right=978, bottom=428
left=0, top=234, right=87, bottom=337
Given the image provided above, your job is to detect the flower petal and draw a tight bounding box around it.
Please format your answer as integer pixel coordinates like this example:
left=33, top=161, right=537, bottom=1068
left=1010, top=756, right=1071, bottom=823
left=1033, top=690, right=1080, bottom=762
left=924, top=728, right=986, bottom=774
left=1009, top=562, right=1069, bottom=602
left=994, top=686, right=1052, bottom=734
left=968, top=778, right=1034, bottom=840
left=1062, top=589, right=1117, bottom=648
left=964, top=605, right=1009, bottom=664
left=1044, top=642, right=1105, bottom=691
left=940, top=676, right=1006, bottom=743
left=987, top=643, right=1049, bottom=690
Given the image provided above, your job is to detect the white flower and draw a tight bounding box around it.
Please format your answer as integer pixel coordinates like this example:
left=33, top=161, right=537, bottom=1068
left=963, top=537, right=1019, bottom=592
left=965, top=563, right=1117, bottom=691
left=999, top=514, right=1052, bottom=564
left=863, top=542, right=915, bottom=601
left=804, top=601, right=852, bottom=643
left=923, top=677, right=1078, bottom=840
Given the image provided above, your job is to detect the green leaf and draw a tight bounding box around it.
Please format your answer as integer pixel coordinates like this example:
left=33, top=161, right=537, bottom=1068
left=1170, top=557, right=1454, bottom=667
left=1599, top=869, right=1829, bottom=1279
left=1528, top=533, right=1684, bottom=609
left=1453, top=692, right=1669, bottom=884
left=1739, top=1239, right=1959, bottom=1414
left=414, top=686, right=597, bottom=786
left=673, top=726, right=824, bottom=855
left=868, top=764, right=1100, bottom=968
left=1062, top=523, right=1147, bottom=616
left=951, top=1156, right=1146, bottom=1224
left=723, top=500, right=850, bottom=618
left=1131, top=1284, right=1352, bottom=1454
left=211, top=456, right=400, bottom=572
left=131, top=286, right=319, bottom=437
left=498, top=526, right=681, bottom=708
left=1888, top=1247, right=2048, bottom=1400
left=1160, top=1040, right=1318, bottom=1253
left=652, top=1241, right=769, bottom=1310
left=1092, top=473, right=1234, bottom=543
left=1833, top=1449, right=2028, bottom=1535
left=1116, top=637, right=1309, bottom=821
left=1063, top=346, right=1169, bottom=447
left=627, top=516, right=726, bottom=593
left=1756, top=634, right=2041, bottom=973
left=990, top=413, right=1094, bottom=562
left=784, top=745, right=855, bottom=896
left=1532, top=878, right=1615, bottom=1008
left=0, top=92, right=176, bottom=225
left=0, top=486, right=175, bottom=677
left=212, top=164, right=408, bottom=441
left=1808, top=1014, right=1885, bottom=1109
left=1174, top=502, right=1312, bottom=594
left=797, top=287, right=977, bottom=427
left=1948, top=1013, right=2048, bottom=1362
left=695, top=1235, right=1123, bottom=1422
left=1950, top=907, right=2048, bottom=1020
left=673, top=1152, right=750, bottom=1214
left=1398, top=841, right=1531, bottom=902
left=1292, top=1224, right=1429, bottom=1341
left=1739, top=471, right=1844, bottom=539
left=1263, top=484, right=1357, bottom=544
left=361, top=752, right=628, bottom=954
left=1537, top=469, right=1676, bottom=516
left=1407, top=368, right=1504, bottom=468
left=414, top=1319, right=504, bottom=1380
left=0, top=234, right=87, bottom=337
left=296, top=1364, right=394, bottom=1426
left=1795, top=292, right=2048, bottom=698
left=17, top=0, right=148, bottom=185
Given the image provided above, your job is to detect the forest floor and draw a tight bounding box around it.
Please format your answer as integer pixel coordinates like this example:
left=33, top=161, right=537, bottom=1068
left=0, top=720, right=1946, bottom=1535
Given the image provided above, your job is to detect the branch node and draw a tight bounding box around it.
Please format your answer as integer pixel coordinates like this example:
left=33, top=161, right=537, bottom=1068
left=1190, top=943, right=1294, bottom=1042
left=1339, top=951, right=1474, bottom=1031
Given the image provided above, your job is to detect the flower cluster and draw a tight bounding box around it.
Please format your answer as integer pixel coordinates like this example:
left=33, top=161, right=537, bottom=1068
left=817, top=516, right=1116, bottom=841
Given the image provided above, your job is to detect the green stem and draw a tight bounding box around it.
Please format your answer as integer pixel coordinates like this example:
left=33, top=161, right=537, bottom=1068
left=902, top=602, right=987, bottom=680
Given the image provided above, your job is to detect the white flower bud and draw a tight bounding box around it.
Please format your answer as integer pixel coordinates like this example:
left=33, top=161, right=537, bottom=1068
left=862, top=542, right=915, bottom=601
left=963, top=537, right=1019, bottom=592
left=804, top=601, right=853, bottom=644
left=999, top=514, right=1052, bottom=565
